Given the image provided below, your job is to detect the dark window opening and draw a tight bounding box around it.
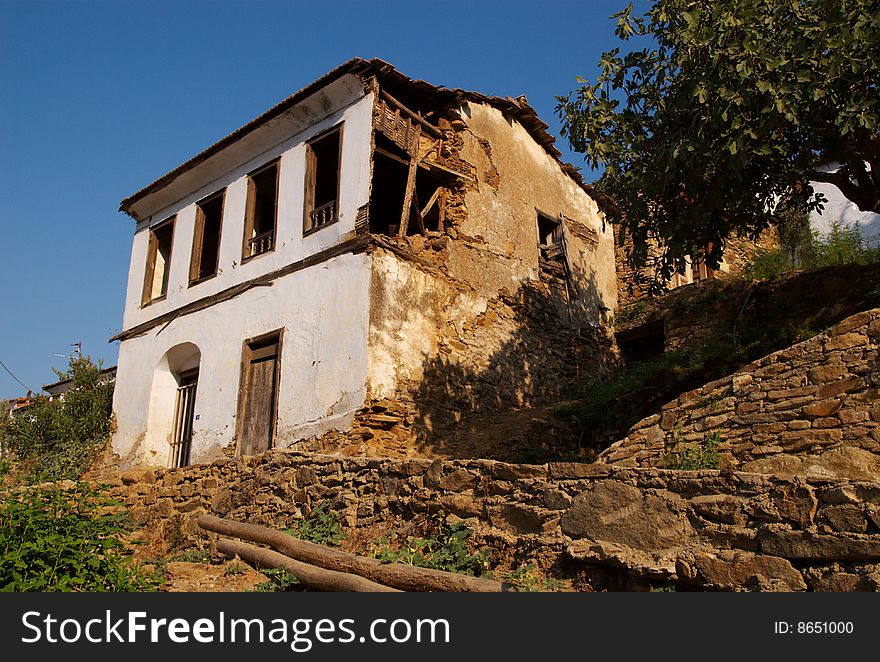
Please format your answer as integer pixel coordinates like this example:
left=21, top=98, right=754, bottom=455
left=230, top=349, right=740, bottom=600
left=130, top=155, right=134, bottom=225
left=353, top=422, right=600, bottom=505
left=537, top=212, right=566, bottom=278
left=169, top=368, right=198, bottom=468
left=370, top=136, right=408, bottom=234
left=370, top=134, right=445, bottom=236
left=190, top=190, right=224, bottom=284
left=142, top=217, right=175, bottom=306
left=305, top=126, right=342, bottom=233
left=616, top=320, right=666, bottom=364
left=243, top=161, right=278, bottom=259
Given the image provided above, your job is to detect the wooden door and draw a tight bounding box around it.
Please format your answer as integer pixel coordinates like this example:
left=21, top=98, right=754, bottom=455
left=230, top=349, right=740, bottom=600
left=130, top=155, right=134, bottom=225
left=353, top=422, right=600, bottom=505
left=236, top=333, right=281, bottom=456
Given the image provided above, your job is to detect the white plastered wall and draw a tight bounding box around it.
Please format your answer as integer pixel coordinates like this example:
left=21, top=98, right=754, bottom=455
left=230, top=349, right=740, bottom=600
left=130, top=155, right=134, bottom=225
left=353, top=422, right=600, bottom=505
left=112, top=252, right=371, bottom=468
left=112, top=79, right=374, bottom=468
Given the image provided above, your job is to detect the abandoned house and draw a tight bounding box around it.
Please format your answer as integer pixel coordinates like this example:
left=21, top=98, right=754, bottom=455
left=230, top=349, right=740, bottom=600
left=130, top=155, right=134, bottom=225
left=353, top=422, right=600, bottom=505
left=110, top=58, right=617, bottom=469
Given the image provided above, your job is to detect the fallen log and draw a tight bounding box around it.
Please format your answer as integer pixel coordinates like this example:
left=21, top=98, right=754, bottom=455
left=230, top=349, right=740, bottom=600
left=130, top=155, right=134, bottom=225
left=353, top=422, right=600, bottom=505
left=216, top=539, right=400, bottom=592
left=199, top=514, right=507, bottom=592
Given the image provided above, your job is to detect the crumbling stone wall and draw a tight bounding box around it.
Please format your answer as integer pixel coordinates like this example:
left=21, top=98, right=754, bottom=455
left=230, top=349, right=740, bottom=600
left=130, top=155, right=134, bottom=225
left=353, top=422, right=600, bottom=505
left=112, top=450, right=880, bottom=591
left=351, top=99, right=619, bottom=454
left=599, top=309, right=880, bottom=480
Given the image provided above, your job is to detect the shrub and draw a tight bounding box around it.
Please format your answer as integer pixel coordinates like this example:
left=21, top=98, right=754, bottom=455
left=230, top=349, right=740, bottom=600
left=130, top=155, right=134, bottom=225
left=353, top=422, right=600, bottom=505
left=372, top=513, right=488, bottom=576
left=0, top=355, right=114, bottom=482
left=808, top=221, right=880, bottom=268
left=0, top=483, right=159, bottom=591
left=286, top=504, right=345, bottom=547
left=739, top=221, right=880, bottom=280
left=661, top=431, right=722, bottom=470
left=741, top=247, right=793, bottom=281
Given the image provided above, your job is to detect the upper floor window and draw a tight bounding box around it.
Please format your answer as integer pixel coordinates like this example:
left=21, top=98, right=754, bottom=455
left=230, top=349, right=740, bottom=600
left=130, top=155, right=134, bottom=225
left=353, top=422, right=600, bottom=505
left=189, top=189, right=224, bottom=285
left=537, top=212, right=567, bottom=278
left=243, top=160, right=279, bottom=260
left=141, top=216, right=175, bottom=307
left=304, top=125, right=342, bottom=235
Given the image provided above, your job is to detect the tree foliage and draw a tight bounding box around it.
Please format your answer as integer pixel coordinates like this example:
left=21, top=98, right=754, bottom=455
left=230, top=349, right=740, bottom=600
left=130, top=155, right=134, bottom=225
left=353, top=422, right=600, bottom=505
left=1, top=355, right=114, bottom=481
left=557, top=0, right=880, bottom=283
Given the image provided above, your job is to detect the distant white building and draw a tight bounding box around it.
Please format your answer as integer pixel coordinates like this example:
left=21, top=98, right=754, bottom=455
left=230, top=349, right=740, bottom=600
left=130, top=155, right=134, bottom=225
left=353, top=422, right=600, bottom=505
left=810, top=165, right=880, bottom=248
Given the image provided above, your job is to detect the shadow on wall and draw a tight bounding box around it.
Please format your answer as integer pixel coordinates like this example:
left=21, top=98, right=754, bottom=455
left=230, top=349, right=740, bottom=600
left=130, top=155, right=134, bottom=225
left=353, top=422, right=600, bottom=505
left=407, top=269, right=616, bottom=461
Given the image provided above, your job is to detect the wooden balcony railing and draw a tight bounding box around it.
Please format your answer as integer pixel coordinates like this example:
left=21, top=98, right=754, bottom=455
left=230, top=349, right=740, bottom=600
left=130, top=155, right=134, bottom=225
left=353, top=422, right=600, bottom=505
left=309, top=200, right=337, bottom=231
left=247, top=230, right=274, bottom=257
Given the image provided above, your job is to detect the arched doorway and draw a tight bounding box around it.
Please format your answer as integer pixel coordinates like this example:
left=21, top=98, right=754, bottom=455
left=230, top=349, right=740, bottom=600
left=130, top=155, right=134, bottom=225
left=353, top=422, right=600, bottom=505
left=150, top=342, right=201, bottom=467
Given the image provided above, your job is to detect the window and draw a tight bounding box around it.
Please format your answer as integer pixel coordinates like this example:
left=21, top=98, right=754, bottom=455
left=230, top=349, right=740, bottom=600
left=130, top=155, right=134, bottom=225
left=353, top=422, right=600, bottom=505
left=537, top=212, right=566, bottom=279
left=189, top=189, right=224, bottom=284
left=243, top=160, right=279, bottom=260
left=304, top=125, right=342, bottom=234
left=141, top=216, right=175, bottom=306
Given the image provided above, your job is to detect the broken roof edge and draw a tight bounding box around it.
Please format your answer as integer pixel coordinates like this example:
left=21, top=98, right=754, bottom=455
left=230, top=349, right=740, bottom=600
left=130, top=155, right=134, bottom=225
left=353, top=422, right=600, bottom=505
left=119, top=57, right=595, bottom=219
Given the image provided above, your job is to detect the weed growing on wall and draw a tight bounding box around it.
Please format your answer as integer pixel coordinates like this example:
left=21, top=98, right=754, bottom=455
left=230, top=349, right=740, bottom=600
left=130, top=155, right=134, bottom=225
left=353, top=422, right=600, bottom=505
left=286, top=504, right=345, bottom=547
left=501, top=563, right=564, bottom=592
left=661, top=431, right=722, bottom=470
left=371, top=512, right=489, bottom=576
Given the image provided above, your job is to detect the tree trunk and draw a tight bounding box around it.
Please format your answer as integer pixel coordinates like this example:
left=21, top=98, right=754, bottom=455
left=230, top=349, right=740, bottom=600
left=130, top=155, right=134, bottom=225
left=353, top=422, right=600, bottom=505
left=216, top=538, right=400, bottom=592
left=199, top=514, right=507, bottom=592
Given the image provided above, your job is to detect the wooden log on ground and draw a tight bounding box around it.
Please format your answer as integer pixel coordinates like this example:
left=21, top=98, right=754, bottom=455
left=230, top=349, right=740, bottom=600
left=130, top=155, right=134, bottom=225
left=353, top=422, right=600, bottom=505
left=216, top=539, right=400, bottom=592
left=200, top=514, right=507, bottom=592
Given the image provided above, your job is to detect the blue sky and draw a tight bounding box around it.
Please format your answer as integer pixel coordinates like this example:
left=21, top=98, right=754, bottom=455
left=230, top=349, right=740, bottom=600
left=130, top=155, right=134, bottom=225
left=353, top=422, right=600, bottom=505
left=0, top=0, right=639, bottom=399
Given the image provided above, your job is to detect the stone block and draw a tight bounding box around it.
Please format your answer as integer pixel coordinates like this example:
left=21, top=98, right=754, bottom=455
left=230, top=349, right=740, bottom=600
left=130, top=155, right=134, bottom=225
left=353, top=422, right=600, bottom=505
left=548, top=462, right=613, bottom=480
left=803, top=399, right=842, bottom=417
left=822, top=504, right=868, bottom=534
left=561, top=480, right=696, bottom=550
left=691, top=550, right=806, bottom=591
left=759, top=527, right=880, bottom=561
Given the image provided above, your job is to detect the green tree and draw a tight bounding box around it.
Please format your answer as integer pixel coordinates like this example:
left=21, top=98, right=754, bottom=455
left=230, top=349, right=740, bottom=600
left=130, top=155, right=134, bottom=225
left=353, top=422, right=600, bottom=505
left=557, top=0, right=880, bottom=285
left=0, top=355, right=114, bottom=481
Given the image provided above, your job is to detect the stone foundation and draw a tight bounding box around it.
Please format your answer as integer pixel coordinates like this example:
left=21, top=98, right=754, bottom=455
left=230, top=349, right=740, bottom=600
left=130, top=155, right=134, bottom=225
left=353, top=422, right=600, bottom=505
left=111, top=450, right=880, bottom=591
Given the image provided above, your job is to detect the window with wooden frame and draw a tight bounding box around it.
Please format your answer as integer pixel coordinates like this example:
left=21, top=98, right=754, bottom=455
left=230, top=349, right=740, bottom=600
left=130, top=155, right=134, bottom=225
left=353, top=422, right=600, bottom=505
left=242, top=159, right=279, bottom=260
left=141, top=216, right=175, bottom=306
left=304, top=125, right=342, bottom=235
left=537, top=211, right=567, bottom=279
left=189, top=189, right=225, bottom=285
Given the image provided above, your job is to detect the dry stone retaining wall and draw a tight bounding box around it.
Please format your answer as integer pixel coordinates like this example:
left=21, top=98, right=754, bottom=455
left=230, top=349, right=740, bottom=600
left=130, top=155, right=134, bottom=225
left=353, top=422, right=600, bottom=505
left=616, top=263, right=880, bottom=353
left=112, top=450, right=880, bottom=591
left=599, top=309, right=880, bottom=480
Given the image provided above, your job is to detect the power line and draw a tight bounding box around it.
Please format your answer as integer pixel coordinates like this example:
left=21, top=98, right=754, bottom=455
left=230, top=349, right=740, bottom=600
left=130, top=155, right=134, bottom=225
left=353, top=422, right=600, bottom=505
left=0, top=358, right=35, bottom=395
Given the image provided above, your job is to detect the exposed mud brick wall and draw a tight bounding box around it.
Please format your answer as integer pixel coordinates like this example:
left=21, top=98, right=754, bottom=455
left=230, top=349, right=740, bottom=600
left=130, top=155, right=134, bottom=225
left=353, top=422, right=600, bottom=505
left=616, top=263, right=880, bottom=353
left=338, top=99, right=621, bottom=456
left=112, top=451, right=880, bottom=591
left=600, top=309, right=880, bottom=480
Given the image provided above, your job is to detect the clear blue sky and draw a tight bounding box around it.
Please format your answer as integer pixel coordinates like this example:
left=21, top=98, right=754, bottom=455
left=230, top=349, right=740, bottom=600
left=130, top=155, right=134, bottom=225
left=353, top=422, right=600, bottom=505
left=0, top=0, right=640, bottom=399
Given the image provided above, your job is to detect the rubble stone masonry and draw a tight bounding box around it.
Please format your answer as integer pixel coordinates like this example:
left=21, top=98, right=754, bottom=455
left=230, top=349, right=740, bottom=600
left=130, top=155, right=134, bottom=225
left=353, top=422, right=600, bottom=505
left=111, top=449, right=880, bottom=591
left=599, top=309, right=880, bottom=480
